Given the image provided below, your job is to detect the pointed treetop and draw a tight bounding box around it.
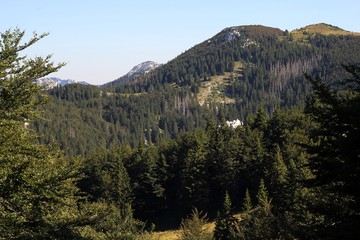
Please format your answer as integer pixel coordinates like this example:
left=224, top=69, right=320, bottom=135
left=256, top=179, right=269, bottom=209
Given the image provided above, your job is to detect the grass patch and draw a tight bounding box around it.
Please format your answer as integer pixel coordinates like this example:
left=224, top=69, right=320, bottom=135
left=147, top=221, right=215, bottom=240
left=197, top=61, right=243, bottom=105
left=146, top=213, right=245, bottom=239
left=148, top=229, right=181, bottom=240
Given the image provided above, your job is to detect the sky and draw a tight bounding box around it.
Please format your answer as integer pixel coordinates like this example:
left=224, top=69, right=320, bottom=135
left=2, top=0, right=360, bottom=85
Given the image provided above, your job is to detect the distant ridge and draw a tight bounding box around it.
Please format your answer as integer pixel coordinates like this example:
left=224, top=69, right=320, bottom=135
left=37, top=77, right=90, bottom=89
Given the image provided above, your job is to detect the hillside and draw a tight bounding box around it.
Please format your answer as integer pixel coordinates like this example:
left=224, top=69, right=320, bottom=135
left=34, top=23, right=360, bottom=156
left=4, top=23, right=360, bottom=240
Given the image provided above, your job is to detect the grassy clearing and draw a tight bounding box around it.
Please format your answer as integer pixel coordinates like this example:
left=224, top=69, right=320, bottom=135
left=147, top=214, right=244, bottom=239
left=147, top=221, right=215, bottom=240
left=147, top=229, right=181, bottom=240
left=145, top=212, right=244, bottom=239
left=197, top=61, right=243, bottom=106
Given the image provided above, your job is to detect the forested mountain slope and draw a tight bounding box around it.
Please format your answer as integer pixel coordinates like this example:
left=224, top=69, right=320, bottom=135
left=4, top=25, right=359, bottom=239
left=33, top=23, right=360, bottom=156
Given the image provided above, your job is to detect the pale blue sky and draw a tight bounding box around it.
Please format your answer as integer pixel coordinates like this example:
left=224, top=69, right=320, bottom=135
left=2, top=0, right=359, bottom=85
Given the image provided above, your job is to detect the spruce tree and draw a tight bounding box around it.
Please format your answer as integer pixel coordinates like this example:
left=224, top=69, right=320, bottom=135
left=256, top=179, right=270, bottom=210
left=242, top=188, right=252, bottom=213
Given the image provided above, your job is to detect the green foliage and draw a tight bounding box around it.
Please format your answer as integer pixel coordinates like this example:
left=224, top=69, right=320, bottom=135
left=304, top=65, right=360, bottom=238
left=175, top=129, right=209, bottom=209
left=0, top=29, right=64, bottom=124
left=0, top=28, right=89, bottom=239
left=272, top=145, right=288, bottom=184
left=126, top=144, right=166, bottom=214
left=80, top=148, right=133, bottom=208
left=214, top=192, right=240, bottom=240
left=256, top=179, right=270, bottom=211
left=179, top=208, right=211, bottom=240
left=73, top=68, right=360, bottom=238
left=242, top=189, right=252, bottom=213
left=231, top=180, right=277, bottom=240
left=35, top=84, right=214, bottom=156
left=14, top=24, right=360, bottom=238
left=0, top=28, right=146, bottom=239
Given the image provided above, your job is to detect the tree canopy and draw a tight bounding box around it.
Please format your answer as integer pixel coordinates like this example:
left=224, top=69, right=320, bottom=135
left=0, top=29, right=145, bottom=239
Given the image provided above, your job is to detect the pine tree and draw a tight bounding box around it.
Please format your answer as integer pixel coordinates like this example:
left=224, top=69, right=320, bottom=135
left=273, top=145, right=288, bottom=185
left=242, top=188, right=252, bottom=213
left=243, top=179, right=277, bottom=239
left=251, top=106, right=269, bottom=131
left=256, top=179, right=270, bottom=211
left=268, top=144, right=289, bottom=210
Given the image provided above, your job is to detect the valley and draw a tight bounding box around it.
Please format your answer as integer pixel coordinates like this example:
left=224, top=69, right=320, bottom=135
left=2, top=23, right=360, bottom=239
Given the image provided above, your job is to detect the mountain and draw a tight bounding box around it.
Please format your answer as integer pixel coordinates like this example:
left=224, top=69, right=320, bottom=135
left=33, top=23, right=360, bottom=156
left=37, top=77, right=89, bottom=89
left=102, top=61, right=161, bottom=88
left=116, top=23, right=360, bottom=107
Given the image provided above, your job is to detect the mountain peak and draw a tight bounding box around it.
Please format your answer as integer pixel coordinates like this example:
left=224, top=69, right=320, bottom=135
left=126, top=61, right=161, bottom=77
left=102, top=61, right=161, bottom=88
left=222, top=25, right=284, bottom=38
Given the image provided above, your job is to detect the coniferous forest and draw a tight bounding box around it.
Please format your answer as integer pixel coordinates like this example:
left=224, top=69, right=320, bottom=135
left=1, top=24, right=360, bottom=239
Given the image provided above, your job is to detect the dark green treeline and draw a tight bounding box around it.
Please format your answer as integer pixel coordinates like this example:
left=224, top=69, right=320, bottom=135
left=79, top=65, right=360, bottom=238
